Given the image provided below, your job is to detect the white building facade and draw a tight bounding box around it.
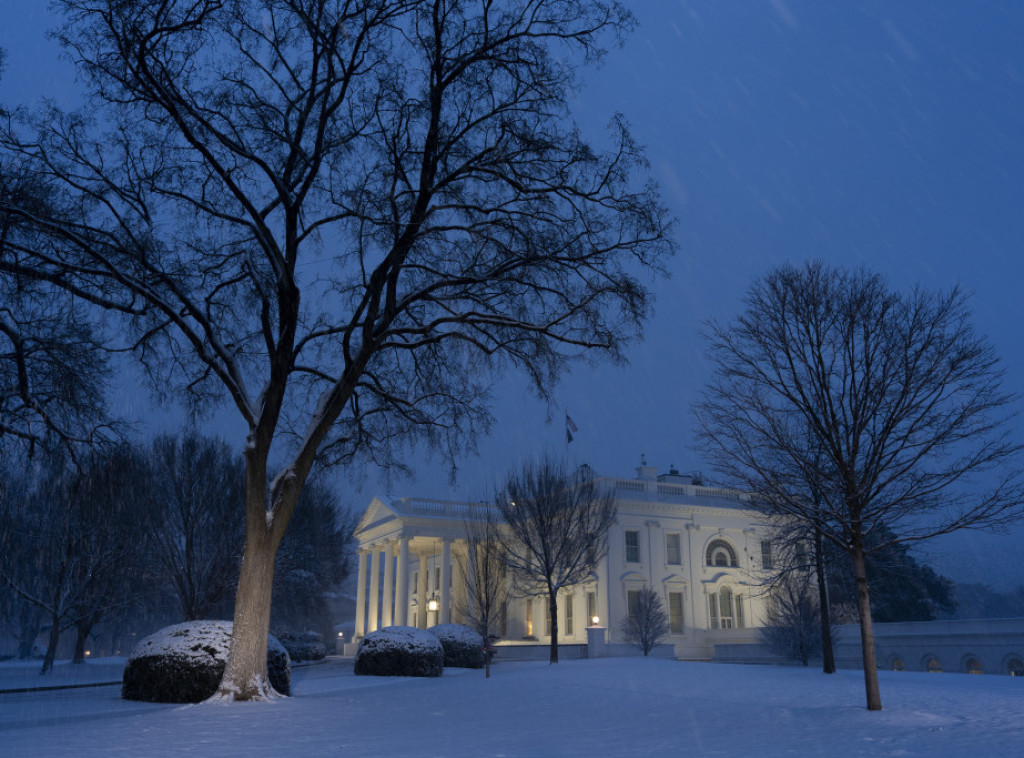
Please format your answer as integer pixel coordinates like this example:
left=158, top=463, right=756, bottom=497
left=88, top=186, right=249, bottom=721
left=350, top=464, right=773, bottom=659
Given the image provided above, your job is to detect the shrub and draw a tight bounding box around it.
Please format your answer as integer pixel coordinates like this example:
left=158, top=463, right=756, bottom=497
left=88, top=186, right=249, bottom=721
left=354, top=626, right=443, bottom=677
left=276, top=631, right=327, bottom=662
left=428, top=623, right=485, bottom=668
left=121, top=620, right=291, bottom=702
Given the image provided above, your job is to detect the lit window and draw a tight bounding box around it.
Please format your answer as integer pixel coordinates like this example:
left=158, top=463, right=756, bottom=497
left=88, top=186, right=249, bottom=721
left=891, top=657, right=905, bottom=672
left=926, top=657, right=942, bottom=673
left=666, top=533, right=682, bottom=565
left=760, top=540, right=773, bottom=570
left=587, top=591, right=597, bottom=625
left=966, top=658, right=983, bottom=675
left=625, top=530, right=640, bottom=563
left=706, top=539, right=737, bottom=568
left=525, top=599, right=533, bottom=637
left=668, top=592, right=684, bottom=634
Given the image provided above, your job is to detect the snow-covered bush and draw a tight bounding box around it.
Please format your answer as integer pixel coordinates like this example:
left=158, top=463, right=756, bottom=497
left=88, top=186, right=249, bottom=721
left=121, top=620, right=291, bottom=702
left=354, top=626, right=444, bottom=677
left=428, top=623, right=485, bottom=668
left=276, top=631, right=327, bottom=662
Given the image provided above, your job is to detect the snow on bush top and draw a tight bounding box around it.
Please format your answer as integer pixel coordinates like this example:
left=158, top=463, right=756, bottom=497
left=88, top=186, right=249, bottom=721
left=127, top=620, right=287, bottom=664
left=359, top=626, right=443, bottom=655
left=428, top=624, right=483, bottom=647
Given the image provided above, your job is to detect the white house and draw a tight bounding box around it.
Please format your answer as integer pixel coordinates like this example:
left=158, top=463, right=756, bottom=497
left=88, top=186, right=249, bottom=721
left=349, top=464, right=774, bottom=659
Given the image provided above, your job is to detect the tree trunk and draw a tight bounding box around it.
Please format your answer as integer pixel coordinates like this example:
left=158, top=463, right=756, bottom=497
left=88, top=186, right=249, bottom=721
left=815, top=528, right=836, bottom=674
left=548, top=595, right=559, bottom=664
left=851, top=547, right=882, bottom=710
left=40, top=615, right=61, bottom=674
left=216, top=524, right=278, bottom=700
left=72, top=619, right=93, bottom=664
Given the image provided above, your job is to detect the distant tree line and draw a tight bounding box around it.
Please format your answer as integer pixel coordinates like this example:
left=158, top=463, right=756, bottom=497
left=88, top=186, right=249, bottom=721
left=0, top=432, right=355, bottom=672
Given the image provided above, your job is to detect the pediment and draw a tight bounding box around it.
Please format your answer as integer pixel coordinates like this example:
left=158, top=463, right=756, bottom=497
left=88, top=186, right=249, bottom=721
left=354, top=496, right=401, bottom=538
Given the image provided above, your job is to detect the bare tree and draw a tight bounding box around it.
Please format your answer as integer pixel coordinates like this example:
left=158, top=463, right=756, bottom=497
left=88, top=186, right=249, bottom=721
left=761, top=515, right=836, bottom=674
left=2, top=50, right=113, bottom=456
left=144, top=433, right=245, bottom=621
left=0, top=446, right=149, bottom=673
left=759, top=569, right=822, bottom=667
left=454, top=507, right=510, bottom=677
left=695, top=261, right=1024, bottom=710
left=0, top=172, right=114, bottom=456
left=0, top=0, right=670, bottom=698
left=496, top=457, right=616, bottom=663
left=619, top=586, right=669, bottom=656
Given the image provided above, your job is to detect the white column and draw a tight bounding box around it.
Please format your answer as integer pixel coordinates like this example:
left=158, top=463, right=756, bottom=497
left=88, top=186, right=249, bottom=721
left=354, top=549, right=368, bottom=638
left=440, top=538, right=452, bottom=625
left=417, top=552, right=429, bottom=628
left=395, top=538, right=410, bottom=626
left=381, top=541, right=394, bottom=628
left=368, top=546, right=381, bottom=633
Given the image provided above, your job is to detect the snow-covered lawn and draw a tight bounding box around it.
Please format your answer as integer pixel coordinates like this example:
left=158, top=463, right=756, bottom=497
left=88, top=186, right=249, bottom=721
left=2, top=656, right=1023, bottom=756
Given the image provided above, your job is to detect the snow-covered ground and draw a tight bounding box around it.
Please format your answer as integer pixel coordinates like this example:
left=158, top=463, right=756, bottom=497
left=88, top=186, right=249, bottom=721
left=2, top=656, right=1023, bottom=756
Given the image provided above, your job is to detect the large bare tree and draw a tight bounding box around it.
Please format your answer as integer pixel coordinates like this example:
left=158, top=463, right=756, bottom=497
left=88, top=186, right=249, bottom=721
left=496, top=457, right=616, bottom=663
left=695, top=261, right=1023, bottom=710
left=0, top=1, right=670, bottom=698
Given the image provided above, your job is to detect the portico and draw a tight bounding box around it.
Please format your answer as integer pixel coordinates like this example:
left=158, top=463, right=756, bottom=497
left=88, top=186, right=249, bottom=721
left=351, top=496, right=497, bottom=642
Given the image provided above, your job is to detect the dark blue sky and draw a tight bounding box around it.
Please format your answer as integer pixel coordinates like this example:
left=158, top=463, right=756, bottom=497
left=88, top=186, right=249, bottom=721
left=3, top=1, right=1024, bottom=586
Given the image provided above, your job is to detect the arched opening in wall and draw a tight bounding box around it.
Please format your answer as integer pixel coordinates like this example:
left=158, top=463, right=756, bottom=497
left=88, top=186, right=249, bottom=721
left=965, top=657, right=984, bottom=675
left=925, top=656, right=942, bottom=673
left=1007, top=657, right=1024, bottom=677
left=890, top=656, right=905, bottom=672
left=708, top=586, right=743, bottom=629
left=706, top=539, right=738, bottom=568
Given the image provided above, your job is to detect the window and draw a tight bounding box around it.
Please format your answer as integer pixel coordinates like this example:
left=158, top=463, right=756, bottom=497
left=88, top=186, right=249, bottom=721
left=666, top=533, right=681, bottom=565
left=966, top=658, right=983, bottom=675
left=668, top=592, right=684, bottom=634
left=625, top=530, right=640, bottom=563
left=706, top=539, right=738, bottom=567
left=545, top=598, right=552, bottom=636
left=587, top=591, right=597, bottom=625
left=627, top=590, right=642, bottom=620
left=525, top=599, right=534, bottom=637
left=891, top=657, right=905, bottom=672
left=434, top=566, right=440, bottom=591
left=710, top=587, right=737, bottom=629
left=565, top=592, right=574, bottom=636
left=1008, top=658, right=1024, bottom=677
left=760, top=540, right=773, bottom=570
left=926, top=657, right=942, bottom=673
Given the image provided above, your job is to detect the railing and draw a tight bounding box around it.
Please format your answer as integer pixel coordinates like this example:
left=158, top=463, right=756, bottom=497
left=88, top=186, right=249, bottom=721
left=402, top=498, right=500, bottom=519
left=612, top=478, right=748, bottom=503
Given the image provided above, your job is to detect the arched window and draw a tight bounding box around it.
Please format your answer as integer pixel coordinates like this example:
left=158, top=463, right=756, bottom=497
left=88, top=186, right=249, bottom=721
left=965, top=657, right=983, bottom=675
left=1007, top=658, right=1024, bottom=677
left=708, top=586, right=743, bottom=629
left=706, top=539, right=738, bottom=568
left=891, top=657, right=905, bottom=672
left=926, top=656, right=942, bottom=673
